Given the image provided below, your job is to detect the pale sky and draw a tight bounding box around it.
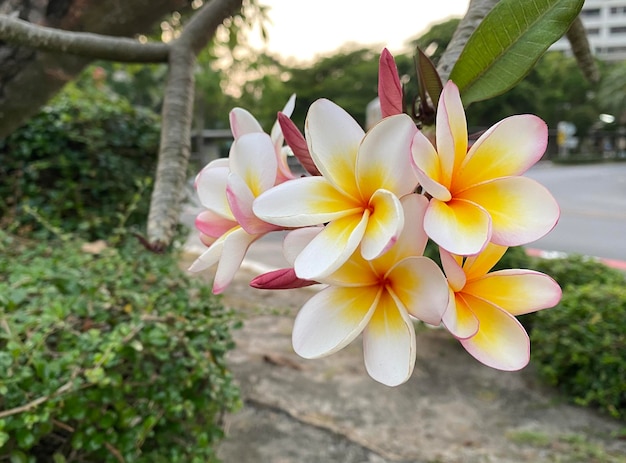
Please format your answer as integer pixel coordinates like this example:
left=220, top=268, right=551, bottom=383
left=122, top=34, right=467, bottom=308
left=249, top=1, right=470, bottom=62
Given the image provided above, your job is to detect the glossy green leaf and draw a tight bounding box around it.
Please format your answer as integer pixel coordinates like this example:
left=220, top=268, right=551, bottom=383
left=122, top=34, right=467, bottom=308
left=449, top=0, right=584, bottom=105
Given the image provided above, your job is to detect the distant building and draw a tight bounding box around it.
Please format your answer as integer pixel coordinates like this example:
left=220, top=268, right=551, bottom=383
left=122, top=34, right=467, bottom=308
left=551, top=0, right=626, bottom=61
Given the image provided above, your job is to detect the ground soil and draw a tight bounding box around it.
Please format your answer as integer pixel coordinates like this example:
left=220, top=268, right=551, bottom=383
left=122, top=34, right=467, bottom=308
left=181, top=254, right=626, bottom=463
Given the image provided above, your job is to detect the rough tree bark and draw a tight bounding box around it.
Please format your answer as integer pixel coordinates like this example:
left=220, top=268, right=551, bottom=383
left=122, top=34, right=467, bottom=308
left=0, top=0, right=191, bottom=138
left=147, top=0, right=245, bottom=251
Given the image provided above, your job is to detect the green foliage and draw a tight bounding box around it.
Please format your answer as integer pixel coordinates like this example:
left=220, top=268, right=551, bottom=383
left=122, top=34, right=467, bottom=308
left=530, top=254, right=626, bottom=288
left=530, top=282, right=626, bottom=420
left=0, top=75, right=160, bottom=241
left=0, top=232, right=241, bottom=462
left=409, top=18, right=461, bottom=65
left=450, top=0, right=584, bottom=105
left=284, top=47, right=382, bottom=129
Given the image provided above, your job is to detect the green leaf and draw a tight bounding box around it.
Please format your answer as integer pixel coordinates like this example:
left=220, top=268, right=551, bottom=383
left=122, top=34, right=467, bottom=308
left=0, top=431, right=10, bottom=447
left=449, top=0, right=584, bottom=105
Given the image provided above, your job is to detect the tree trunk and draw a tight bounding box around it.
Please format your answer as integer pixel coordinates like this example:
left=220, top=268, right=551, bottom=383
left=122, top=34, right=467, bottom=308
left=0, top=0, right=190, bottom=138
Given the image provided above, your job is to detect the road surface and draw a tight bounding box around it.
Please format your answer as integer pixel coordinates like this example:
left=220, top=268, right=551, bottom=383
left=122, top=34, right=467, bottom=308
left=525, top=162, right=626, bottom=262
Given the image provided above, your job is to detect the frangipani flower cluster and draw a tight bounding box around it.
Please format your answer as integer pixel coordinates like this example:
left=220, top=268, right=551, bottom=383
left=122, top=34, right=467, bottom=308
left=189, top=49, right=562, bottom=387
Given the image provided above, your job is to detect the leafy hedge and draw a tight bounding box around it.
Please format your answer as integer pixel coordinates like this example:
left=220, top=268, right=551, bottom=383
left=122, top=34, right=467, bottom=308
left=529, top=255, right=626, bottom=420
left=0, top=232, right=241, bottom=462
left=0, top=79, right=160, bottom=241
left=531, top=283, right=626, bottom=420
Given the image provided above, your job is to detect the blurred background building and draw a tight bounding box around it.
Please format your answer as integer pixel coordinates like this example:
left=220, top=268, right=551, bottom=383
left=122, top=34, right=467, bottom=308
left=551, top=0, right=626, bottom=61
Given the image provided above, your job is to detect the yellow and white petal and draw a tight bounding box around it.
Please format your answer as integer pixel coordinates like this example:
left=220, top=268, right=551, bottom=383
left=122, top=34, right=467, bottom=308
left=229, top=107, right=263, bottom=138
left=411, top=132, right=452, bottom=200
left=196, top=164, right=233, bottom=219
left=356, top=114, right=418, bottom=199
left=442, top=291, right=479, bottom=339
left=361, top=189, right=404, bottom=261
left=292, top=285, right=380, bottom=358
left=229, top=133, right=278, bottom=197
left=305, top=98, right=364, bottom=198
left=386, top=256, right=449, bottom=325
left=436, top=81, right=467, bottom=185
left=456, top=115, right=548, bottom=190
left=462, top=242, right=508, bottom=281
left=253, top=176, right=361, bottom=227
left=363, top=291, right=416, bottom=386
left=424, top=198, right=491, bottom=256
left=456, top=177, right=559, bottom=247
left=324, top=250, right=378, bottom=287
left=294, top=212, right=369, bottom=280
left=458, top=294, right=530, bottom=371
left=212, top=227, right=260, bottom=294
left=439, top=247, right=466, bottom=292
left=464, top=269, right=562, bottom=316
left=226, top=174, right=279, bottom=235
left=374, top=194, right=429, bottom=272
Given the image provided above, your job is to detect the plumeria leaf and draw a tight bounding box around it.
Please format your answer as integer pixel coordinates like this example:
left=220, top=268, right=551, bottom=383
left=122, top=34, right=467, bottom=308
left=449, top=0, right=584, bottom=105
left=250, top=268, right=318, bottom=290
left=378, top=48, right=404, bottom=117
left=277, top=112, right=320, bottom=176
left=413, top=46, right=441, bottom=124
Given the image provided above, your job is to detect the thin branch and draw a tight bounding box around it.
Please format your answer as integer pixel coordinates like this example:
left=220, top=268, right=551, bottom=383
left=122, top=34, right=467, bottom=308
left=0, top=377, right=77, bottom=419
left=0, top=14, right=170, bottom=62
left=566, top=16, right=600, bottom=84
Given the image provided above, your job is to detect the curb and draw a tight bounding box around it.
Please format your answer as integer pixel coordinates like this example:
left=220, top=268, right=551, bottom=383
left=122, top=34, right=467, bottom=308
left=526, top=248, right=626, bottom=271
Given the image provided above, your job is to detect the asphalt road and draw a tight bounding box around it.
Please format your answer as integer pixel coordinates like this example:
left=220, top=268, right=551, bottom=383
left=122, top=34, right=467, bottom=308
left=525, top=161, right=626, bottom=262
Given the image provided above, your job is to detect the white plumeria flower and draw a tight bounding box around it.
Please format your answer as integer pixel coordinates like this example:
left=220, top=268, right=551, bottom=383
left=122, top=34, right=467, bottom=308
left=411, top=81, right=560, bottom=255
left=253, top=98, right=419, bottom=280
left=285, top=195, right=449, bottom=387
left=439, top=243, right=561, bottom=370
left=188, top=97, right=298, bottom=293
left=230, top=93, right=297, bottom=183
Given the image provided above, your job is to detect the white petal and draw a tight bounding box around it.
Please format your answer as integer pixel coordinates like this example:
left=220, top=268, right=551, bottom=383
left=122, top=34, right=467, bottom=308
left=226, top=174, right=278, bottom=235
left=360, top=189, right=404, bottom=261
left=459, top=294, right=530, bottom=371
left=213, top=227, right=259, bottom=294
left=292, top=286, right=380, bottom=358
left=229, top=107, right=263, bottom=138
left=294, top=212, right=369, bottom=280
left=196, top=165, right=233, bottom=219
left=356, top=113, right=418, bottom=199
left=283, top=227, right=323, bottom=265
left=305, top=98, right=364, bottom=197
left=363, top=291, right=416, bottom=386
left=229, top=132, right=277, bottom=196
left=254, top=176, right=361, bottom=227
left=187, top=236, right=225, bottom=272
left=387, top=256, right=450, bottom=325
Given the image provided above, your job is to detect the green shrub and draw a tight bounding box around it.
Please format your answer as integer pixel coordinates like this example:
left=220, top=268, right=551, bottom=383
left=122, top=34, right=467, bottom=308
left=0, top=77, right=160, bottom=241
left=529, top=254, right=625, bottom=288
left=531, top=283, right=626, bottom=420
left=0, top=232, right=240, bottom=462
